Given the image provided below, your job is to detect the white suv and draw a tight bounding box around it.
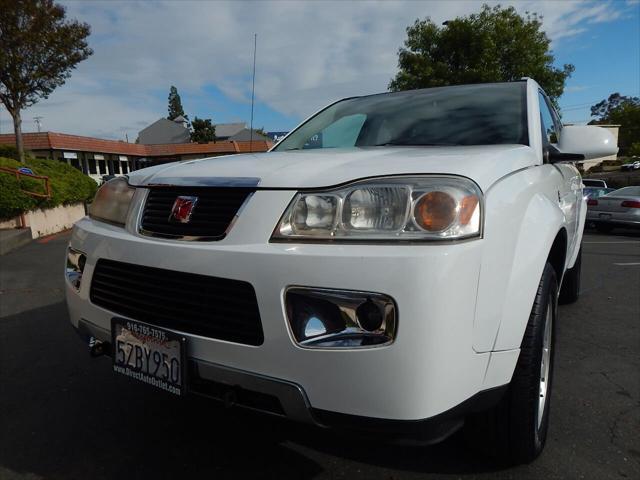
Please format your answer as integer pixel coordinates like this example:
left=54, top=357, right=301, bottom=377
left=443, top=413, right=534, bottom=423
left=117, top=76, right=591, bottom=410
left=65, top=79, right=617, bottom=464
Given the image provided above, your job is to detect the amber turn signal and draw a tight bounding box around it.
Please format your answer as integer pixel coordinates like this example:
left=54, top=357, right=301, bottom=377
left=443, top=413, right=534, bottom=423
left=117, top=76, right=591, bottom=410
left=414, top=191, right=457, bottom=231
left=459, top=195, right=480, bottom=225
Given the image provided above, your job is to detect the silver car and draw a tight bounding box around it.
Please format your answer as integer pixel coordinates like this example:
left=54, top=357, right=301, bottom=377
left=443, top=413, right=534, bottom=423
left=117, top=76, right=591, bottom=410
left=621, top=161, right=640, bottom=171
left=586, top=186, right=640, bottom=233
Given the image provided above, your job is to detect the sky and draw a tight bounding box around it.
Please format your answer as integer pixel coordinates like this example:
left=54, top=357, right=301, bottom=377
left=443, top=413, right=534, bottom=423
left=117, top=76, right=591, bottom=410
left=0, top=0, right=638, bottom=140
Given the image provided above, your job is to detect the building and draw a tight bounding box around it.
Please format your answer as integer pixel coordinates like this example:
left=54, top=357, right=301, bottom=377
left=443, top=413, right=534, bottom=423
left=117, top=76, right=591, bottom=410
left=137, top=116, right=191, bottom=144
left=0, top=131, right=272, bottom=183
left=213, top=122, right=271, bottom=142
left=135, top=119, right=271, bottom=146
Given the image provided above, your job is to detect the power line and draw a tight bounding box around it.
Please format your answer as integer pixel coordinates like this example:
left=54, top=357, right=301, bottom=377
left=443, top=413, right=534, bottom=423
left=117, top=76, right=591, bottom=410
left=561, top=100, right=600, bottom=109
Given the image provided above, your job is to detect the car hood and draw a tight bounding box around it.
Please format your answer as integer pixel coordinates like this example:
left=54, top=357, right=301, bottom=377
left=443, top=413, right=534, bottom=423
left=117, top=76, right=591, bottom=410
left=127, top=144, right=537, bottom=192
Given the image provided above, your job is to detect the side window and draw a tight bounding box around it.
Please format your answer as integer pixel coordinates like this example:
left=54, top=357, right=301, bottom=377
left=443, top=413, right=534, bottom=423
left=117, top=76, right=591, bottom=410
left=305, top=113, right=366, bottom=149
left=538, top=92, right=558, bottom=144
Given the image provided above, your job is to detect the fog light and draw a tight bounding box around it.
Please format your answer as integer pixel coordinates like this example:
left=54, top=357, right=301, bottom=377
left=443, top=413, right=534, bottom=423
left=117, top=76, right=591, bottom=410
left=66, top=247, right=86, bottom=291
left=356, top=298, right=384, bottom=331
left=285, top=287, right=396, bottom=348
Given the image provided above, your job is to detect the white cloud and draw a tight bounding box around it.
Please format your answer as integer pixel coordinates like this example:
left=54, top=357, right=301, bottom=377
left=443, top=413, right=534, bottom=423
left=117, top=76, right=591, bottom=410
left=0, top=0, right=629, bottom=138
left=564, top=85, right=592, bottom=93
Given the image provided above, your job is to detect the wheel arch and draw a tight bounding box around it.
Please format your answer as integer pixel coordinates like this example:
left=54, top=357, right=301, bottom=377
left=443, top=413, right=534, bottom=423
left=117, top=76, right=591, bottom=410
left=547, top=228, right=568, bottom=285
left=473, top=173, right=569, bottom=353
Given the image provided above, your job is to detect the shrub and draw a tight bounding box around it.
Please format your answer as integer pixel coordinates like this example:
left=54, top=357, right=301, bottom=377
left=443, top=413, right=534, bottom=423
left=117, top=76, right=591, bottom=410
left=0, top=144, right=21, bottom=161
left=628, top=143, right=640, bottom=158
left=0, top=156, right=97, bottom=220
left=0, top=175, right=38, bottom=219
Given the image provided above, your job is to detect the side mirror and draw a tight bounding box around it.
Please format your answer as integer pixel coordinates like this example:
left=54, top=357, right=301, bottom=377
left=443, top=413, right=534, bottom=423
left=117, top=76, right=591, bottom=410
left=552, top=125, right=618, bottom=162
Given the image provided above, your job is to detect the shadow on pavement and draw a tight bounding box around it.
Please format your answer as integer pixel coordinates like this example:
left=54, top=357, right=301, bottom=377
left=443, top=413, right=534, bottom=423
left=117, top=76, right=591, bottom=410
left=0, top=302, right=504, bottom=479
left=584, top=226, right=640, bottom=238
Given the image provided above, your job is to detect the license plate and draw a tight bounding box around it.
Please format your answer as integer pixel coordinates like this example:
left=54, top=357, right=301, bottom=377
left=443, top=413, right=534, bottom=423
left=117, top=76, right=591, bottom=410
left=599, top=213, right=612, bottom=220
left=111, top=318, right=186, bottom=396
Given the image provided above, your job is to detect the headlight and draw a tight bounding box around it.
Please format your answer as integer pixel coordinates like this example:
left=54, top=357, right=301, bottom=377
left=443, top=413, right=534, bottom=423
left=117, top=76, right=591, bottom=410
left=272, top=176, right=482, bottom=241
left=89, top=177, right=135, bottom=226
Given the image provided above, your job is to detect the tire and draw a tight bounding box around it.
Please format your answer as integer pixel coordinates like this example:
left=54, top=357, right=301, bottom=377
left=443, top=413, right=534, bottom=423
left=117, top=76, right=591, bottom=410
left=559, top=247, right=581, bottom=305
left=596, top=223, right=614, bottom=233
left=466, top=262, right=558, bottom=465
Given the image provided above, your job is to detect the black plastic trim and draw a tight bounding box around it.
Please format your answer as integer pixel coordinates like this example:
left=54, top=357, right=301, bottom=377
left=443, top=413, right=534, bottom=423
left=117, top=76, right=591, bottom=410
left=311, top=385, right=508, bottom=441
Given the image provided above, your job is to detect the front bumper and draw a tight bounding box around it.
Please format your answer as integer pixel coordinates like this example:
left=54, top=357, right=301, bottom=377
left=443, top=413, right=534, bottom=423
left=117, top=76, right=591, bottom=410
left=65, top=189, right=517, bottom=423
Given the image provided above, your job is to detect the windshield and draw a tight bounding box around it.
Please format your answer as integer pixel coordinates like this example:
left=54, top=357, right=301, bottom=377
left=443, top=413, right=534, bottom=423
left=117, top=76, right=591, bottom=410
left=273, top=82, right=528, bottom=151
left=606, top=186, right=640, bottom=197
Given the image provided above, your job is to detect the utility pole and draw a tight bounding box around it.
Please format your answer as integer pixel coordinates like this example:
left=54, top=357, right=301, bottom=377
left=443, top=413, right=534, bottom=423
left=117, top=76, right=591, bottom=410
left=33, top=116, right=43, bottom=132
left=249, top=33, right=257, bottom=153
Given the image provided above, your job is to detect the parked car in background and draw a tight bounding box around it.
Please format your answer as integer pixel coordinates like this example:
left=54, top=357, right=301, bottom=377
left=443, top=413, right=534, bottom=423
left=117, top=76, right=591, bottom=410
left=583, top=178, right=608, bottom=188
left=587, top=186, right=640, bottom=233
left=100, top=174, right=116, bottom=185
left=65, top=79, right=618, bottom=465
left=584, top=187, right=615, bottom=200
left=621, top=160, right=640, bottom=171
left=584, top=187, right=615, bottom=229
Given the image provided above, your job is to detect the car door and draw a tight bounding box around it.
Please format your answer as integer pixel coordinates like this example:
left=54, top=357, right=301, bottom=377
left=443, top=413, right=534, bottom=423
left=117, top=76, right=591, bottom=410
left=538, top=91, right=582, bottom=255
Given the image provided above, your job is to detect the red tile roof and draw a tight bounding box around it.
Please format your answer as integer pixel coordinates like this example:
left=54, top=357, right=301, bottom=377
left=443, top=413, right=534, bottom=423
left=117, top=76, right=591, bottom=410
left=0, top=132, right=272, bottom=157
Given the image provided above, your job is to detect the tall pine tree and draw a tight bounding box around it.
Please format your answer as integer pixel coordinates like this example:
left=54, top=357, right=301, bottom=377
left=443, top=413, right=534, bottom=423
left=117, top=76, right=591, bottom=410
left=167, top=85, right=187, bottom=120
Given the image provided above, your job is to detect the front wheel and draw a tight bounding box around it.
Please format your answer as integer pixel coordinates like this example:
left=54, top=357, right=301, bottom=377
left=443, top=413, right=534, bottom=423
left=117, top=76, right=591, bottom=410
left=466, top=262, right=558, bottom=465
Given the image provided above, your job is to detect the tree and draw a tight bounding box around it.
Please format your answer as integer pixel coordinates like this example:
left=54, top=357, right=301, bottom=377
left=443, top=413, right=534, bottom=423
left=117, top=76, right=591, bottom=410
left=0, top=0, right=92, bottom=162
left=167, top=85, right=187, bottom=121
left=190, top=117, right=216, bottom=143
left=389, top=4, right=574, bottom=104
left=590, top=94, right=640, bottom=156
left=590, top=93, right=639, bottom=121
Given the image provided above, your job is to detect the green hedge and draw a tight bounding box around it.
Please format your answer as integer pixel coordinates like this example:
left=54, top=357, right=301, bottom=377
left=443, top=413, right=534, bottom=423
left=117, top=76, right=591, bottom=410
left=0, top=144, right=21, bottom=161
left=0, top=155, right=98, bottom=220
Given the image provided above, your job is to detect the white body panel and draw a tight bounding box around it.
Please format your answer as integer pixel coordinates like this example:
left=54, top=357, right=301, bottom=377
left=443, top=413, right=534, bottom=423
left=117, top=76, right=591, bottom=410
left=66, top=79, right=588, bottom=421
left=127, top=144, right=536, bottom=192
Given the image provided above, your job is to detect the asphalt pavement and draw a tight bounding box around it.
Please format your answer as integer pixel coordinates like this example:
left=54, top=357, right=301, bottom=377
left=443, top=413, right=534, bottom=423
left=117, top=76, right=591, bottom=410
left=0, top=229, right=638, bottom=480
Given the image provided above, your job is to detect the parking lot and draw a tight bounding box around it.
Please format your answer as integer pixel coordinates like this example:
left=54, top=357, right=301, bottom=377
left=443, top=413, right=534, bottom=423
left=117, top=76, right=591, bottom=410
left=1, top=230, right=638, bottom=480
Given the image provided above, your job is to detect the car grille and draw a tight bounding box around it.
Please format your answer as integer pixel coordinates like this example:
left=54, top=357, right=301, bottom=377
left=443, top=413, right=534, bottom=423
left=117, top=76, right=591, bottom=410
left=90, top=259, right=264, bottom=346
left=140, top=187, right=255, bottom=240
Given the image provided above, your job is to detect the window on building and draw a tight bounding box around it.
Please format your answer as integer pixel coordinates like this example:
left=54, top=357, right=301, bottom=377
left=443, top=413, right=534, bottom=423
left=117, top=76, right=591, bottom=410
left=70, top=158, right=82, bottom=170
left=121, top=161, right=129, bottom=174
left=98, top=160, right=106, bottom=175
left=88, top=158, right=97, bottom=174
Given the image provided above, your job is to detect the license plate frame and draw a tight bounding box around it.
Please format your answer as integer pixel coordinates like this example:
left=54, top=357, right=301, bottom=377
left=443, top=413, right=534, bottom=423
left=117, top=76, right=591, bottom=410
left=111, top=318, right=187, bottom=396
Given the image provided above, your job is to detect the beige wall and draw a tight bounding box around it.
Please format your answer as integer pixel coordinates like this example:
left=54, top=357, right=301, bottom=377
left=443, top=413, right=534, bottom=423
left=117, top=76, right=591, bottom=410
left=0, top=203, right=86, bottom=239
